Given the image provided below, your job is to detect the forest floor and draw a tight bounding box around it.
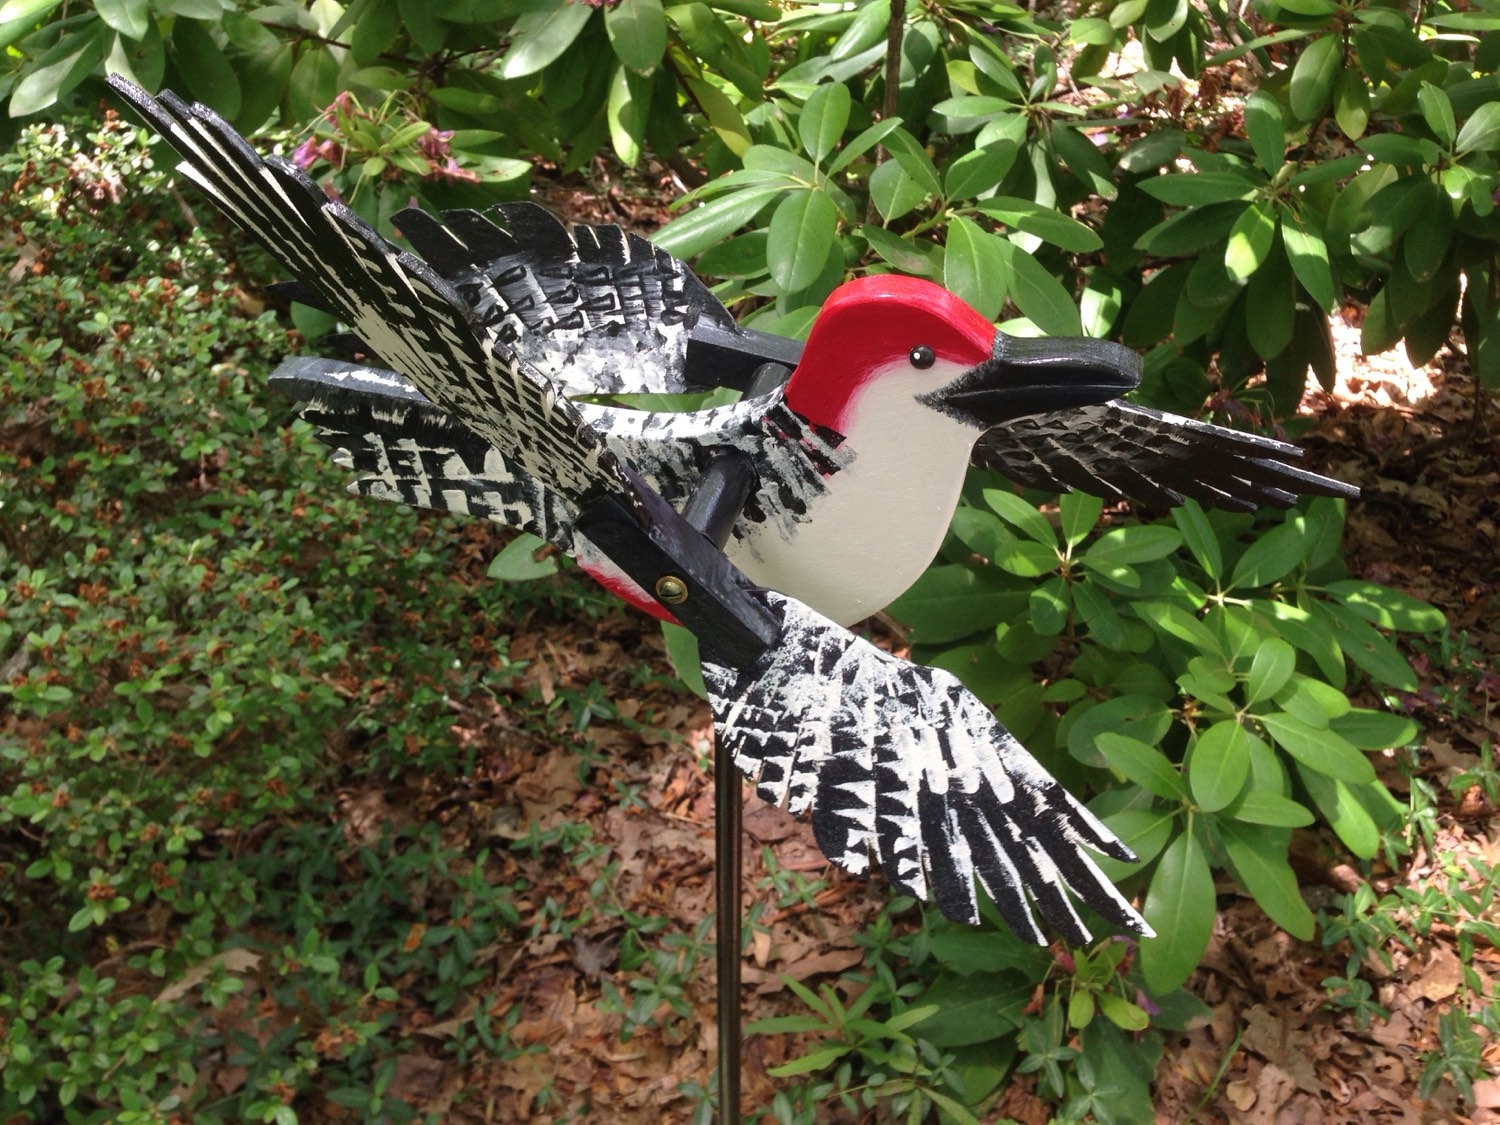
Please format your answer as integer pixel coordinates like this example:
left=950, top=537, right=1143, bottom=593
left=337, top=173, right=1500, bottom=1121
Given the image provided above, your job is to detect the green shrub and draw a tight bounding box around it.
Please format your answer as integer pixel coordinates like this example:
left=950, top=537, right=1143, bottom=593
left=0, top=113, right=600, bottom=1122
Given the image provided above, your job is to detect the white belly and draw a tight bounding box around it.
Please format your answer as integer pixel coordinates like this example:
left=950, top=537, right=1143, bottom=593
left=728, top=431, right=971, bottom=627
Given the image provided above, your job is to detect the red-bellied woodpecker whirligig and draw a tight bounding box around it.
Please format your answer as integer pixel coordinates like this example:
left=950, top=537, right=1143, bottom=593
left=110, top=76, right=1357, bottom=944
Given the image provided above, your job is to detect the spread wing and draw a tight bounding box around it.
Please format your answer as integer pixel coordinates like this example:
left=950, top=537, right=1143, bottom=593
left=107, top=76, right=630, bottom=516
left=975, top=400, right=1358, bottom=511
left=271, top=197, right=745, bottom=399
left=392, top=202, right=740, bottom=397
left=704, top=590, right=1148, bottom=940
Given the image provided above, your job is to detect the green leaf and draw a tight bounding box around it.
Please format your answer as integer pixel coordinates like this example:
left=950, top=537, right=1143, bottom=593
left=606, top=64, right=649, bottom=166
left=695, top=231, right=769, bottom=279
left=1252, top=599, right=1345, bottom=686
left=502, top=2, right=594, bottom=78
left=1289, top=34, right=1341, bottom=122
left=653, top=186, right=783, bottom=258
left=1029, top=577, right=1070, bottom=635
left=798, top=81, right=851, bottom=165
left=944, top=144, right=1019, bottom=202
left=1230, top=790, right=1314, bottom=827
left=605, top=0, right=667, bottom=72
left=976, top=196, right=1103, bottom=253
left=1224, top=202, right=1276, bottom=282
left=1323, top=580, right=1445, bottom=632
left=352, top=0, right=402, bottom=65
left=97, top=0, right=149, bottom=40
left=1281, top=215, right=1335, bottom=311
left=1246, top=638, right=1296, bottom=703
left=399, top=0, right=447, bottom=54
left=999, top=240, right=1083, bottom=335
left=1068, top=989, right=1097, bottom=1029
left=1052, top=123, right=1117, bottom=200
left=770, top=1044, right=854, bottom=1077
left=1229, top=520, right=1308, bottom=589
left=1218, top=821, right=1314, bottom=938
left=926, top=927, right=1052, bottom=977
left=858, top=224, right=933, bottom=275
left=1298, top=765, right=1380, bottom=858
left=1318, top=600, right=1420, bottom=690
left=1244, top=91, right=1286, bottom=173
left=1088, top=524, right=1184, bottom=565
left=826, top=117, right=904, bottom=175
left=887, top=565, right=1026, bottom=644
left=1098, top=992, right=1152, bottom=1031
left=486, top=533, right=558, bottom=581
left=1259, top=711, right=1375, bottom=784
left=1138, top=172, right=1261, bottom=206
left=174, top=19, right=241, bottom=119
left=1172, top=500, right=1221, bottom=581
left=1132, top=599, right=1221, bottom=656
left=913, top=973, right=1031, bottom=1046
left=983, top=488, right=1057, bottom=547
left=1329, top=708, right=1417, bottom=750
left=1404, top=186, right=1454, bottom=284
left=1333, top=67, right=1370, bottom=140
left=927, top=644, right=1032, bottom=706
left=1136, top=202, right=1247, bottom=258
left=767, top=189, right=838, bottom=293
left=882, top=126, right=942, bottom=195
left=1417, top=81, right=1456, bottom=148
left=1273, top=673, right=1350, bottom=727
left=1141, top=831, right=1214, bottom=993
left=1097, top=733, right=1187, bottom=801
left=287, top=44, right=338, bottom=124
left=684, top=78, right=751, bottom=156
left=1060, top=492, right=1103, bottom=548
left=1190, top=721, right=1252, bottom=811
left=10, top=24, right=109, bottom=117
left=1094, top=806, right=1177, bottom=881
left=0, top=0, right=61, bottom=28
left=1456, top=101, right=1500, bottom=154
left=869, top=158, right=928, bottom=223
left=997, top=539, right=1062, bottom=578
left=943, top=215, right=1010, bottom=320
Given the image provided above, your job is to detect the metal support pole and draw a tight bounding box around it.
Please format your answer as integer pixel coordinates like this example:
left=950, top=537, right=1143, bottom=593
left=686, top=361, right=792, bottom=1124
left=714, top=734, right=744, bottom=1125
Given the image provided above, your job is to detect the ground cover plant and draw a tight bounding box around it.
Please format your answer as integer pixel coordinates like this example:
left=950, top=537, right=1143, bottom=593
left=2, top=0, right=1497, bottom=1120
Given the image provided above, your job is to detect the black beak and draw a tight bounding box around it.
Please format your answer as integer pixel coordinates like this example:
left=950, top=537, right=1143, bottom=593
left=923, top=331, right=1141, bottom=428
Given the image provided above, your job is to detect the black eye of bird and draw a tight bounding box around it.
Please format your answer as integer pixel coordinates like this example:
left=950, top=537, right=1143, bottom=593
left=909, top=346, right=935, bottom=369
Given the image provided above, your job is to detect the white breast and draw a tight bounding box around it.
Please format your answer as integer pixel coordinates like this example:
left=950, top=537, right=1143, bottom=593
left=729, top=361, right=979, bottom=626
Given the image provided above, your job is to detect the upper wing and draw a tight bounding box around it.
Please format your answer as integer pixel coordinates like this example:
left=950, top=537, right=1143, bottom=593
left=703, top=590, right=1149, bottom=940
left=108, top=76, right=631, bottom=514
left=392, top=202, right=741, bottom=398
left=975, top=400, right=1359, bottom=511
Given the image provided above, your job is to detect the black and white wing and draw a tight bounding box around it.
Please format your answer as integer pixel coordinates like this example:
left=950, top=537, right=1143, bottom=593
left=273, top=357, right=580, bottom=549
left=976, top=400, right=1358, bottom=511
left=703, top=590, right=1149, bottom=941
left=108, top=77, right=631, bottom=518
left=391, top=202, right=741, bottom=397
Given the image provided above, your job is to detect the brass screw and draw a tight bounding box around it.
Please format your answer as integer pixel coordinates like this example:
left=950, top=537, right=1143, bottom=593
left=655, top=575, right=689, bottom=604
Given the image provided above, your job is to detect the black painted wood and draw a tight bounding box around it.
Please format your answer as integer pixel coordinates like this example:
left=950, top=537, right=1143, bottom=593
left=684, top=321, right=805, bottom=391
left=572, top=468, right=779, bottom=669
